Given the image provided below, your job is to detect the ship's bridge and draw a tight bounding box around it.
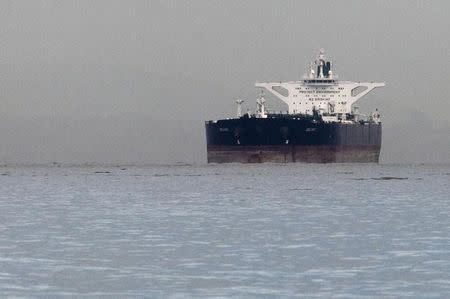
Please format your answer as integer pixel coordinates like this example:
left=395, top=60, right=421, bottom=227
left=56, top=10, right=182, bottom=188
left=255, top=50, right=385, bottom=116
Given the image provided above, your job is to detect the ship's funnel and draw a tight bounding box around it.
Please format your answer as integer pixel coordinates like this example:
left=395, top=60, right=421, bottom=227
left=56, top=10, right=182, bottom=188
left=324, top=61, right=331, bottom=77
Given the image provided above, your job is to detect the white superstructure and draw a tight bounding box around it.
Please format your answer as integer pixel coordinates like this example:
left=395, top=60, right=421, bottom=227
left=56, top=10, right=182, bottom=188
left=255, top=49, right=385, bottom=117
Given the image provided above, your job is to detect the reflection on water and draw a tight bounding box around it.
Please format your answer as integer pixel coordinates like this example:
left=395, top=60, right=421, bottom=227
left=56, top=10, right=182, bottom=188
left=0, top=164, right=449, bottom=297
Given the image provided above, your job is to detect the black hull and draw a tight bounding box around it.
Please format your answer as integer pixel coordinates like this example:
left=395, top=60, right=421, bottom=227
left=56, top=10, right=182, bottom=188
left=205, top=117, right=381, bottom=163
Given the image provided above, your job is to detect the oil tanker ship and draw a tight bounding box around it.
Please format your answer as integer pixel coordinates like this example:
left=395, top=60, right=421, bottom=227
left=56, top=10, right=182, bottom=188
left=205, top=50, right=385, bottom=163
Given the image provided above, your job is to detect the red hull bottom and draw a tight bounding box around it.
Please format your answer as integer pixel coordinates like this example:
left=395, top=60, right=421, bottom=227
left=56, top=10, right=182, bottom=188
left=207, top=145, right=381, bottom=163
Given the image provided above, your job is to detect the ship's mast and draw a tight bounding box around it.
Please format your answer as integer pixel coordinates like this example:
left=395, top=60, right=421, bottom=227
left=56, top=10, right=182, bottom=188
left=255, top=91, right=267, bottom=118
left=235, top=99, right=244, bottom=117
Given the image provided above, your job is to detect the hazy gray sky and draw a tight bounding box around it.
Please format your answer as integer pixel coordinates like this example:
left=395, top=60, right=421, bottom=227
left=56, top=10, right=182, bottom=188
left=1, top=0, right=449, bottom=164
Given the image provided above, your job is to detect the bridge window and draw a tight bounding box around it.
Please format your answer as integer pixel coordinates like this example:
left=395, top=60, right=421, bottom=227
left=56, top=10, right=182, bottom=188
left=351, top=86, right=368, bottom=96
left=272, top=86, right=289, bottom=97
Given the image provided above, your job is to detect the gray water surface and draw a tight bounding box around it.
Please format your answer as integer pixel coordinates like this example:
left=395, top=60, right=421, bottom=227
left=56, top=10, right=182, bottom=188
left=0, top=164, right=449, bottom=298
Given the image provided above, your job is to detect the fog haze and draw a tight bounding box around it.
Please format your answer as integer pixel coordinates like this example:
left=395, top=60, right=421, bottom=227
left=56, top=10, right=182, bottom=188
left=1, top=1, right=449, bottom=164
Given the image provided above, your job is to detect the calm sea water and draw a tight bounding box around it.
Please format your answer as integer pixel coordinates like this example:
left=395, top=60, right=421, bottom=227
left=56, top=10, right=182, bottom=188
left=0, top=164, right=449, bottom=298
